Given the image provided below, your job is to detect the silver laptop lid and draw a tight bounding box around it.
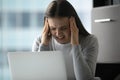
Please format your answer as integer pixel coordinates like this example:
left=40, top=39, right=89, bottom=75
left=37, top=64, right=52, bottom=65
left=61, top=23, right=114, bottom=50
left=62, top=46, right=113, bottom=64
left=8, top=51, right=67, bottom=80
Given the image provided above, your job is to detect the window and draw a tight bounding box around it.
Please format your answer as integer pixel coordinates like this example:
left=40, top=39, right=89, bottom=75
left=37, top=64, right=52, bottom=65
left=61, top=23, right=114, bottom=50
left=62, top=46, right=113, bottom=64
left=21, top=12, right=30, bottom=27
left=7, top=12, right=17, bottom=27
left=0, top=12, right=2, bottom=27
left=37, top=12, right=44, bottom=27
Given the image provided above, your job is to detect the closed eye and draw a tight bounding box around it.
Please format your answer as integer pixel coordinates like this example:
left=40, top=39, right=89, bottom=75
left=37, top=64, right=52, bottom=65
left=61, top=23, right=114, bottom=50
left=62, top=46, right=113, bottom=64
left=60, top=26, right=68, bottom=30
left=50, top=27, right=56, bottom=31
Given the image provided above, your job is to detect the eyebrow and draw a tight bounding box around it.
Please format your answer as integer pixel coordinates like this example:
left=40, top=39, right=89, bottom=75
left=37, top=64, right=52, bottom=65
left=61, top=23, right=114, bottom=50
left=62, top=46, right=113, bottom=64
left=61, top=25, right=68, bottom=27
left=50, top=25, right=68, bottom=28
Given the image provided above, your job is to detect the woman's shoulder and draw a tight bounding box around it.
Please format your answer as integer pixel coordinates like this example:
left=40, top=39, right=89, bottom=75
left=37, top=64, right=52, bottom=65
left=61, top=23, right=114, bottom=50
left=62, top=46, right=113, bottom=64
left=34, top=35, right=41, bottom=44
left=86, top=34, right=97, bottom=41
left=80, top=34, right=98, bottom=46
left=33, top=35, right=53, bottom=45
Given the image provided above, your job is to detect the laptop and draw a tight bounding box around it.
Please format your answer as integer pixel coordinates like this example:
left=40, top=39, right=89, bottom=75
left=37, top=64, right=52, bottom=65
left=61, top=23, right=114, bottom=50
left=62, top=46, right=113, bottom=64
left=8, top=51, right=67, bottom=80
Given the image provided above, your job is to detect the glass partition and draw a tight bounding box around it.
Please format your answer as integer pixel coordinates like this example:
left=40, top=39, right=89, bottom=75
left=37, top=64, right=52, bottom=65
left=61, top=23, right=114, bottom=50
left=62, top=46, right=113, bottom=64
left=0, top=0, right=92, bottom=80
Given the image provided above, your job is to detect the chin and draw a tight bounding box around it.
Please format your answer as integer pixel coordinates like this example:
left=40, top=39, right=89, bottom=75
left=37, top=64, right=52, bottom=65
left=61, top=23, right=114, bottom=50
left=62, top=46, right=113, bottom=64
left=58, top=41, right=66, bottom=44
left=57, top=40, right=69, bottom=44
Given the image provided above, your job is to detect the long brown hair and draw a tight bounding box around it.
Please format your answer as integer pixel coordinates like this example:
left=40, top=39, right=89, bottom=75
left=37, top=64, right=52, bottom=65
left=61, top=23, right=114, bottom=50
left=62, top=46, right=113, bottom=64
left=44, top=0, right=90, bottom=36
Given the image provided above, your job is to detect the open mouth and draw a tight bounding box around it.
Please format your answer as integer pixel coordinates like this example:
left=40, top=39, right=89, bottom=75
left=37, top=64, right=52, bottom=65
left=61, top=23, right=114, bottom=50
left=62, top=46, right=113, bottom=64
left=56, top=36, right=65, bottom=40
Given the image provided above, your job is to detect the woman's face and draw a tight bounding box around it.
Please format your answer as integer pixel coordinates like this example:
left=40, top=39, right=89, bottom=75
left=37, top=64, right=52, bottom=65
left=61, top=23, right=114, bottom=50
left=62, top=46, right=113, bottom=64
left=48, top=17, right=71, bottom=44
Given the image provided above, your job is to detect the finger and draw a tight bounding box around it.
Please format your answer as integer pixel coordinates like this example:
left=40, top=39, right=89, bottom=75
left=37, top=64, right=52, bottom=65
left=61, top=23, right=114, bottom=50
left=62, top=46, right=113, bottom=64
left=72, top=17, right=79, bottom=32
left=42, top=19, right=47, bottom=33
left=70, top=17, right=78, bottom=34
left=45, top=18, right=50, bottom=33
left=44, top=22, right=49, bottom=35
left=69, top=17, right=74, bottom=31
left=43, top=18, right=49, bottom=34
left=73, top=17, right=77, bottom=28
left=70, top=17, right=76, bottom=32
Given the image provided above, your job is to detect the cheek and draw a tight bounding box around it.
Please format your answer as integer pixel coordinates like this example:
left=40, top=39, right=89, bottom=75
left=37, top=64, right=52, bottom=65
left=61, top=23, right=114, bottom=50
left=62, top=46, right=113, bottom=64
left=64, top=30, right=71, bottom=37
left=50, top=30, right=56, bottom=36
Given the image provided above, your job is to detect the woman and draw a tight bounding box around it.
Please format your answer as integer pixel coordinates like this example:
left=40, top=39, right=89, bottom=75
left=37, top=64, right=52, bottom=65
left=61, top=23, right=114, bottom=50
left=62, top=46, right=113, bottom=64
left=32, top=0, right=99, bottom=80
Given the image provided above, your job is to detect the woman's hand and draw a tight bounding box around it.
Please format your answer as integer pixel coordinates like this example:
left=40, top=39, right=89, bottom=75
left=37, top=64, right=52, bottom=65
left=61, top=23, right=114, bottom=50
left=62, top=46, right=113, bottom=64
left=41, top=18, right=51, bottom=45
left=69, top=17, right=79, bottom=46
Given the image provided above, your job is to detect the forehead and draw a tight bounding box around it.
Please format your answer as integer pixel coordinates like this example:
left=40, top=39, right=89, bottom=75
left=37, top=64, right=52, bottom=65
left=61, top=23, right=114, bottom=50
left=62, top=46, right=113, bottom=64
left=48, top=17, right=69, bottom=26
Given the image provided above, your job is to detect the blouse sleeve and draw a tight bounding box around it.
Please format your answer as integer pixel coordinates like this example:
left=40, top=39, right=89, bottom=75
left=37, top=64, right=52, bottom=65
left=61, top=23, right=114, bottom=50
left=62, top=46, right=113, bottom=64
left=71, top=35, right=99, bottom=80
left=32, top=36, right=41, bottom=52
left=32, top=36, right=51, bottom=52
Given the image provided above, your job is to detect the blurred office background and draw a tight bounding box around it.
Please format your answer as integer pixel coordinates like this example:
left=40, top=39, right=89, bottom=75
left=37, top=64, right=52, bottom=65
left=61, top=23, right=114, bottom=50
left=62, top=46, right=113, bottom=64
left=0, top=0, right=92, bottom=80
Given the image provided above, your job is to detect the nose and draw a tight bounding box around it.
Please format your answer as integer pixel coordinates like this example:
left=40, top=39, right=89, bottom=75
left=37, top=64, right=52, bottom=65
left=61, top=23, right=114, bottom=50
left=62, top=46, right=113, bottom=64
left=56, top=29, right=62, bottom=37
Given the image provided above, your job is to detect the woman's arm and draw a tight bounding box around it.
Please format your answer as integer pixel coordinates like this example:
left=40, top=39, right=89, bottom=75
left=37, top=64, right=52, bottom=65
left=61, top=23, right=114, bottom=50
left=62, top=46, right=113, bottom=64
left=32, top=18, right=52, bottom=52
left=71, top=35, right=99, bottom=80
left=32, top=36, right=41, bottom=52
left=32, top=36, right=51, bottom=51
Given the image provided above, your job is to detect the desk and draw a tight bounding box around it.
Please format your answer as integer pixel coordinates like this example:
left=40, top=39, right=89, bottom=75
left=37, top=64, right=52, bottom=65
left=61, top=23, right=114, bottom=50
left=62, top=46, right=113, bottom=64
left=95, top=63, right=120, bottom=80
